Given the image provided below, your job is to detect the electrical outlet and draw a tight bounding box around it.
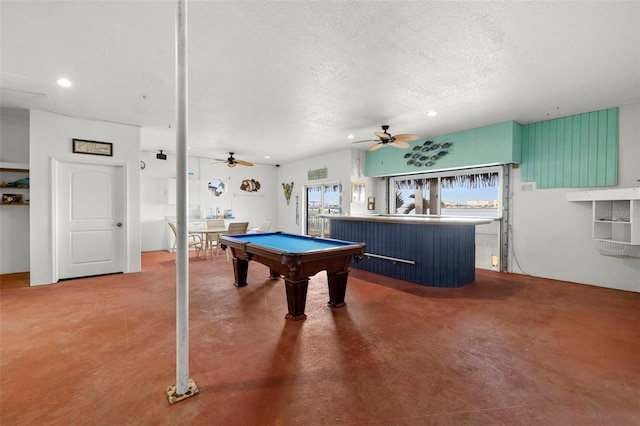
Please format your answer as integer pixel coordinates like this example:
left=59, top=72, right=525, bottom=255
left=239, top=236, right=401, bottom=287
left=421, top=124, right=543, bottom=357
left=521, top=182, right=536, bottom=192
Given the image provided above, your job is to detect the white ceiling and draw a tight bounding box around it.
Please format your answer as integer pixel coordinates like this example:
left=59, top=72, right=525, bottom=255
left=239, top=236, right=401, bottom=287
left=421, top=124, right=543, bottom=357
left=1, top=1, right=639, bottom=165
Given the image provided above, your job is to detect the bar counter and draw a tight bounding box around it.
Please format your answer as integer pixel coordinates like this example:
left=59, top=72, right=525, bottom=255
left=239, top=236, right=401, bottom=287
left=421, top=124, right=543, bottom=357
left=319, top=214, right=492, bottom=287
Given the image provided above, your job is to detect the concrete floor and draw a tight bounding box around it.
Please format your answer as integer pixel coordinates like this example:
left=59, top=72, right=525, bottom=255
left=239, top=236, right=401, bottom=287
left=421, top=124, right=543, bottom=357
left=1, top=251, right=638, bottom=425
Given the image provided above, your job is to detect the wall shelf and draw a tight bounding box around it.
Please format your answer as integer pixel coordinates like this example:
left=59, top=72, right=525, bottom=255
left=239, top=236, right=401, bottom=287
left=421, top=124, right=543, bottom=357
left=0, top=164, right=29, bottom=206
left=567, top=187, right=639, bottom=202
left=568, top=188, right=640, bottom=246
left=0, top=162, right=29, bottom=172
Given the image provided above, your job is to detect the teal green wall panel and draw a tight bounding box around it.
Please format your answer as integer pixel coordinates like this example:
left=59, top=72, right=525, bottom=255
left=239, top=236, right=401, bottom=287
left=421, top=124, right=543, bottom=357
left=512, top=121, right=522, bottom=165
left=365, top=121, right=521, bottom=177
left=605, top=108, right=618, bottom=186
left=365, top=108, right=618, bottom=188
left=521, top=108, right=618, bottom=189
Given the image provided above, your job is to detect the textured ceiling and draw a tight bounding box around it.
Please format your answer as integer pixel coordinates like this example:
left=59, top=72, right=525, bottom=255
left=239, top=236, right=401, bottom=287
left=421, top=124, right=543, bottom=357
left=1, top=1, right=639, bottom=165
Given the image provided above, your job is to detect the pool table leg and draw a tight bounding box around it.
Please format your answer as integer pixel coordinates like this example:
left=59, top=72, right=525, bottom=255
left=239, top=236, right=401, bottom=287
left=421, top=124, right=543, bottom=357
left=268, top=268, right=281, bottom=280
left=232, top=258, right=249, bottom=287
left=327, top=270, right=349, bottom=308
left=284, top=278, right=308, bottom=321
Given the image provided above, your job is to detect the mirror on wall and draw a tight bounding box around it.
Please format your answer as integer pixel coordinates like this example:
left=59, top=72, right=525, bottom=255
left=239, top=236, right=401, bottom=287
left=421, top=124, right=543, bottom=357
left=208, top=178, right=227, bottom=197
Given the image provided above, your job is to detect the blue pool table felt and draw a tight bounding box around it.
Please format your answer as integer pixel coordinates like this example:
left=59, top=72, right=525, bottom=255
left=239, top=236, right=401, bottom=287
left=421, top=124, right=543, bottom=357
left=231, top=233, right=353, bottom=253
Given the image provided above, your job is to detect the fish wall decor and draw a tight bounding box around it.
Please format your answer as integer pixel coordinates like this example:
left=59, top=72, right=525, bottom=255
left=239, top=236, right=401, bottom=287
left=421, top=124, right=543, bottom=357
left=240, top=179, right=261, bottom=192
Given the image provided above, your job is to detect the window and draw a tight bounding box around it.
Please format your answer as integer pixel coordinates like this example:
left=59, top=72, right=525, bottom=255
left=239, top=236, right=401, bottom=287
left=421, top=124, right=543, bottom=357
left=390, top=167, right=502, bottom=218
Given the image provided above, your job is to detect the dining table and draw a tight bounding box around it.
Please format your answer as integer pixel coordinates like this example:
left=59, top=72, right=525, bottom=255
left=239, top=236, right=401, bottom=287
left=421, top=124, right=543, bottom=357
left=188, top=225, right=227, bottom=259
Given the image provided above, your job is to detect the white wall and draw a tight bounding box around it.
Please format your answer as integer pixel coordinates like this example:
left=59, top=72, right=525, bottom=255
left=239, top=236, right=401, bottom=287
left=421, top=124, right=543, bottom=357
left=0, top=108, right=30, bottom=274
left=197, top=159, right=278, bottom=233
left=349, top=149, right=385, bottom=215
left=276, top=149, right=352, bottom=234
left=139, top=143, right=278, bottom=251
left=29, top=110, right=141, bottom=285
left=140, top=150, right=200, bottom=251
left=0, top=108, right=29, bottom=163
left=274, top=148, right=385, bottom=233
left=508, top=102, right=640, bottom=292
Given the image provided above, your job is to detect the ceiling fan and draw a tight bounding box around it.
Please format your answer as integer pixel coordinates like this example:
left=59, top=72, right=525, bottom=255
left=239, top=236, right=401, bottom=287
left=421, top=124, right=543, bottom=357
left=352, top=125, right=419, bottom=151
left=211, top=152, right=253, bottom=167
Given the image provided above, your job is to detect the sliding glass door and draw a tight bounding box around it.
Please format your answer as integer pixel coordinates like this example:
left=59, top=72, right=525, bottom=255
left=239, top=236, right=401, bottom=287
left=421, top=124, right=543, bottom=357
left=306, top=183, right=340, bottom=237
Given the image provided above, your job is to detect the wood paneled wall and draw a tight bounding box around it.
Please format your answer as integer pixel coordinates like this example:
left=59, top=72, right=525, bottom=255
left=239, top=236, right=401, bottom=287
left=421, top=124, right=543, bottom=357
left=331, top=220, right=477, bottom=287
left=521, top=108, right=618, bottom=188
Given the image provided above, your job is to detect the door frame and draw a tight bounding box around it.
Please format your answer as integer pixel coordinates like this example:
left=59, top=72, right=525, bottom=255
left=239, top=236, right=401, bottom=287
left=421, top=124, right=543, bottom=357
left=51, top=157, right=129, bottom=282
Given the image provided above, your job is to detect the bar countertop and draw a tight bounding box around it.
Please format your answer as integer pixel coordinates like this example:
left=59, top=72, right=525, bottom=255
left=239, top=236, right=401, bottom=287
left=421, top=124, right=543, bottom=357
left=318, top=213, right=493, bottom=226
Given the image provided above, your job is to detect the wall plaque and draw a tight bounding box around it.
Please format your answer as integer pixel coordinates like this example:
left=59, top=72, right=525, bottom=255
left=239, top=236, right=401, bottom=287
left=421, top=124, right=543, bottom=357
left=72, top=139, right=113, bottom=156
left=308, top=167, right=327, bottom=180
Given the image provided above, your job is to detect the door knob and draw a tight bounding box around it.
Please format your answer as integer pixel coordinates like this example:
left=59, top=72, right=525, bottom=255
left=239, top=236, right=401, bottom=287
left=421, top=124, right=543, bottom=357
left=117, top=222, right=123, bottom=227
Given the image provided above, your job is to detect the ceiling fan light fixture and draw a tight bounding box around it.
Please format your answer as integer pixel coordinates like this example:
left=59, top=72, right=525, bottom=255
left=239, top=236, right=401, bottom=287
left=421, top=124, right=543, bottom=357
left=211, top=152, right=253, bottom=167
left=352, top=125, right=419, bottom=151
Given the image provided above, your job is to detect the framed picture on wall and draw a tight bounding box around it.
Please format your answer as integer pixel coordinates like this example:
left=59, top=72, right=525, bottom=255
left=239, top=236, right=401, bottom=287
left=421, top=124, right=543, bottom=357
left=72, top=139, right=113, bottom=156
left=351, top=182, right=366, bottom=203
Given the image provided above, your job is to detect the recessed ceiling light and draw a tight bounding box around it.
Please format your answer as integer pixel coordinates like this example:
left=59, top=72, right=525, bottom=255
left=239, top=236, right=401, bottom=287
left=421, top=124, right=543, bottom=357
left=427, top=111, right=438, bottom=117
left=264, top=155, right=271, bottom=159
left=57, top=78, right=72, bottom=87
left=347, top=134, right=354, bottom=139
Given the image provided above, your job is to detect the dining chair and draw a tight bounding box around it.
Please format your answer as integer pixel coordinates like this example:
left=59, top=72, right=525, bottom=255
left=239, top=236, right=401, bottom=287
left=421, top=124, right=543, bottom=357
left=205, top=219, right=226, bottom=257
left=207, top=219, right=226, bottom=227
left=257, top=220, right=272, bottom=233
left=217, top=221, right=249, bottom=259
left=168, top=222, right=204, bottom=261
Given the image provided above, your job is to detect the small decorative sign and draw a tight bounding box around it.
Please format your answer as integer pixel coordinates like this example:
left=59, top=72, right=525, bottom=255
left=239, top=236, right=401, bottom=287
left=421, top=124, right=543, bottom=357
left=308, top=167, right=327, bottom=180
left=72, top=139, right=113, bottom=156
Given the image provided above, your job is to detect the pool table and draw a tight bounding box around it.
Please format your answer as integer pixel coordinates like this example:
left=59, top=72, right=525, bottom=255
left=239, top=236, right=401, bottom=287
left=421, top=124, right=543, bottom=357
left=219, top=232, right=365, bottom=320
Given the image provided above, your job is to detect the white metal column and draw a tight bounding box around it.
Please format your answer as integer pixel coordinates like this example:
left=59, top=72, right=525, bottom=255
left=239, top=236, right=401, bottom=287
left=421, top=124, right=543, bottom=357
left=166, top=0, right=198, bottom=403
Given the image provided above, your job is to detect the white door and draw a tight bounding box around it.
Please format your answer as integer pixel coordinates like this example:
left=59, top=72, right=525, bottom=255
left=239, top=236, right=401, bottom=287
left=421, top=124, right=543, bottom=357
left=58, top=162, right=125, bottom=280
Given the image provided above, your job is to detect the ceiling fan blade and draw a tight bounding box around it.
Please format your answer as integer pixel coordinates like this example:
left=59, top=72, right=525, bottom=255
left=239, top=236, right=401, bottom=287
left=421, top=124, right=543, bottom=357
left=375, top=132, right=391, bottom=140
left=392, top=134, right=420, bottom=142
left=390, top=140, right=410, bottom=149
left=352, top=139, right=378, bottom=144
left=235, top=160, right=253, bottom=166
left=368, top=142, right=384, bottom=152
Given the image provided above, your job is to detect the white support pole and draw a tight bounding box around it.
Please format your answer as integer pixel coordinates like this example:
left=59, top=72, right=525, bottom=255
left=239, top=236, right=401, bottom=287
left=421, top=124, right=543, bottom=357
left=167, top=0, right=198, bottom=403
left=175, top=0, right=189, bottom=396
